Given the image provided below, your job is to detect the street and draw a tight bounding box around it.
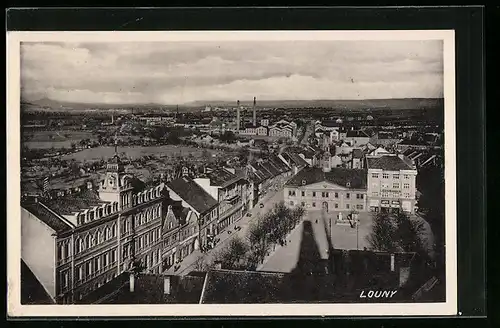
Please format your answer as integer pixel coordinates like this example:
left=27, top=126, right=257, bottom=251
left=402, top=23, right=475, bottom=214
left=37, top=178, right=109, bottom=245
left=165, top=175, right=289, bottom=276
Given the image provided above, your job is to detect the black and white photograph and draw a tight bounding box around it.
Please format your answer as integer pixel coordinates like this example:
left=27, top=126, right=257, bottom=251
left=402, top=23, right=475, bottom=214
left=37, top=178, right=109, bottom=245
left=7, top=30, right=457, bottom=316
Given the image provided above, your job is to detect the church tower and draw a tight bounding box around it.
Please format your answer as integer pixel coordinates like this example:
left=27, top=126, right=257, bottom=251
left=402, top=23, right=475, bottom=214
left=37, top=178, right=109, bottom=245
left=99, top=133, right=134, bottom=210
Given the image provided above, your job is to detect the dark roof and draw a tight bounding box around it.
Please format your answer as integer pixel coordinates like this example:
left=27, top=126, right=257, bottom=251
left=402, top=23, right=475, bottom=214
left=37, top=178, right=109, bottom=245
left=321, top=121, right=341, bottom=128
left=82, top=273, right=205, bottom=304
left=244, top=123, right=258, bottom=129
left=22, top=202, right=73, bottom=233
left=167, top=177, right=218, bottom=214
left=43, top=189, right=109, bottom=215
left=285, top=167, right=367, bottom=189
left=260, top=161, right=280, bottom=177
left=200, top=270, right=289, bottom=304
left=352, top=149, right=363, bottom=159
left=269, top=155, right=290, bottom=172
left=366, top=155, right=414, bottom=171
left=21, top=260, right=55, bottom=304
left=282, top=151, right=308, bottom=167
left=206, top=169, right=243, bottom=187
left=346, top=130, right=370, bottom=138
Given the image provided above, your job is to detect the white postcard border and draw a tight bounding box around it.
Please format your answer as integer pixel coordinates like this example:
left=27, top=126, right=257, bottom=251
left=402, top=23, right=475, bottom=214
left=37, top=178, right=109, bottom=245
left=7, top=29, right=457, bottom=317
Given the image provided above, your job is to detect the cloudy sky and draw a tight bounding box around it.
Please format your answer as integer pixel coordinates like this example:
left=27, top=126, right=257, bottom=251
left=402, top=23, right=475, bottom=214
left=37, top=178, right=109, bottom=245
left=20, top=40, right=443, bottom=105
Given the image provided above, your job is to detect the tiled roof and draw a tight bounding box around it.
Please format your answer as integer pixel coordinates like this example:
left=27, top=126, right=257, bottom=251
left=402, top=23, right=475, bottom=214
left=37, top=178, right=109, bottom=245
left=366, top=155, right=414, bottom=171
left=200, top=270, right=288, bottom=304
left=206, top=169, right=243, bottom=188
left=22, top=202, right=73, bottom=234
left=81, top=273, right=205, bottom=304
left=352, top=149, right=363, bottom=159
left=285, top=167, right=367, bottom=189
left=21, top=260, right=54, bottom=304
left=346, top=130, right=370, bottom=138
left=43, top=189, right=110, bottom=215
left=260, top=161, right=280, bottom=177
left=167, top=177, right=218, bottom=214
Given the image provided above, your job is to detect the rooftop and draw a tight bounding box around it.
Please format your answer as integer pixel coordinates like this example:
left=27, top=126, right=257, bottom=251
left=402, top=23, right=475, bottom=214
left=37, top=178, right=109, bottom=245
left=285, top=167, right=367, bottom=189
left=81, top=273, right=205, bottom=304
left=22, top=201, right=73, bottom=234
left=366, top=155, right=415, bottom=171
left=346, top=130, right=370, bottom=138
left=43, top=189, right=110, bottom=215
left=206, top=168, right=244, bottom=188
left=167, top=177, right=218, bottom=214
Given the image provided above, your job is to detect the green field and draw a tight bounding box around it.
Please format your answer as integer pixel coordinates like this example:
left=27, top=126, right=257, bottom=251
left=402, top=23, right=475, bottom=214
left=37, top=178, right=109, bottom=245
left=60, top=145, right=225, bottom=161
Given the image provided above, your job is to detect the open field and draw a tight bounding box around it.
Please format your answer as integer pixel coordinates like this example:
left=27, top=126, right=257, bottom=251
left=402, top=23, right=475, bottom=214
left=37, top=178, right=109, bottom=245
left=60, top=145, right=225, bottom=161
left=22, top=130, right=97, bottom=149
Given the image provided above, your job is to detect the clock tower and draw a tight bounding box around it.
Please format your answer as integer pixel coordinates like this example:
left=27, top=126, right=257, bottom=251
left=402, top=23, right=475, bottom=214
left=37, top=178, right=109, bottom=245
left=99, top=142, right=134, bottom=210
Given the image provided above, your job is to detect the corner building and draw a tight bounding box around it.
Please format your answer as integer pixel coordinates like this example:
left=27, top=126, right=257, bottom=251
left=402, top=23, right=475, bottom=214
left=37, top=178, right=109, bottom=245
left=21, top=155, right=165, bottom=304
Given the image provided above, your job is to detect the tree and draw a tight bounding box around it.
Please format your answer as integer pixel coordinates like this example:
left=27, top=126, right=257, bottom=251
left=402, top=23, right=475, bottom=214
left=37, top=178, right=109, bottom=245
left=366, top=211, right=429, bottom=256
left=214, top=237, right=249, bottom=270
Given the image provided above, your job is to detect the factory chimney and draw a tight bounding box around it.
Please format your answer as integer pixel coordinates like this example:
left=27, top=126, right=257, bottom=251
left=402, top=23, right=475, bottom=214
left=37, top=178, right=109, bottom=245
left=253, top=97, right=257, bottom=126
left=236, top=100, right=241, bottom=131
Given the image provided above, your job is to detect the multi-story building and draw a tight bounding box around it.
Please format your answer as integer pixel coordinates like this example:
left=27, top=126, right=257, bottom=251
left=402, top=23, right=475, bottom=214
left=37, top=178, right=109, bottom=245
left=194, top=169, right=247, bottom=231
left=260, top=119, right=270, bottom=127
left=256, top=125, right=268, bottom=136
left=365, top=154, right=418, bottom=214
left=21, top=154, right=165, bottom=304
left=284, top=167, right=367, bottom=212
left=165, top=176, right=219, bottom=253
left=344, top=130, right=370, bottom=146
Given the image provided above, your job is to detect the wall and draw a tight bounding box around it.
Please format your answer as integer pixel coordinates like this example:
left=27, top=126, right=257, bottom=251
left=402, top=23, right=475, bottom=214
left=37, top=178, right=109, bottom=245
left=284, top=185, right=367, bottom=212
left=21, top=207, right=57, bottom=301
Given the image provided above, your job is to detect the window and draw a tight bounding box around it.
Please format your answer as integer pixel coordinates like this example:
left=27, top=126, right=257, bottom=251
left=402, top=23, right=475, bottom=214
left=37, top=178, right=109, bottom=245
left=78, top=266, right=84, bottom=281
left=346, top=193, right=350, bottom=199
left=372, top=192, right=379, bottom=197
left=312, top=191, right=317, bottom=197
left=393, top=183, right=400, bottom=189
left=346, top=204, right=350, bottom=209
left=312, top=202, right=316, bottom=207
left=356, top=194, right=364, bottom=199
left=403, top=183, right=410, bottom=189
left=288, top=190, right=296, bottom=196
left=85, top=234, right=92, bottom=249
left=61, top=271, right=69, bottom=288
left=404, top=174, right=410, bottom=179
left=335, top=203, right=339, bottom=209
left=289, top=201, right=294, bottom=206
left=301, top=191, right=305, bottom=197
left=356, top=204, right=364, bottom=210
left=372, top=173, right=379, bottom=178
left=85, top=261, right=91, bottom=276
left=393, top=174, right=400, bottom=179
left=382, top=173, right=389, bottom=179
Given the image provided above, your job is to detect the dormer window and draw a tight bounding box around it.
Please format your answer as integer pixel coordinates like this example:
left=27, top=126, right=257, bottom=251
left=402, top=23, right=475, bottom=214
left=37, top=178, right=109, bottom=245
left=302, top=180, right=307, bottom=186
left=346, top=181, right=351, bottom=187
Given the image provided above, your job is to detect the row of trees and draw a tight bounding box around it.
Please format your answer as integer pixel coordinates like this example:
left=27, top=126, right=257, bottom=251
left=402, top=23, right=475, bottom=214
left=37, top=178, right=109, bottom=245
left=209, top=202, right=306, bottom=271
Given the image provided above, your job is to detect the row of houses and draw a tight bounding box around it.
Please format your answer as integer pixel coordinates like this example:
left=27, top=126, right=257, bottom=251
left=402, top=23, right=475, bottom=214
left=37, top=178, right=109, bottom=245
left=20, top=148, right=310, bottom=304
left=239, top=119, right=298, bottom=138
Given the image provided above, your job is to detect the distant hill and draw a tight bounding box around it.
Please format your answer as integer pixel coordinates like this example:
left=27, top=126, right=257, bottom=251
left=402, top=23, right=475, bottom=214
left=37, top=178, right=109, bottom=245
left=188, top=98, right=444, bottom=110
left=21, top=97, right=443, bottom=112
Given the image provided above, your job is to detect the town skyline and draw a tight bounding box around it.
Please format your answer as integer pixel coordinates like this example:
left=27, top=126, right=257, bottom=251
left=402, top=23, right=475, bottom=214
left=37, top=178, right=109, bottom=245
left=21, top=40, right=444, bottom=106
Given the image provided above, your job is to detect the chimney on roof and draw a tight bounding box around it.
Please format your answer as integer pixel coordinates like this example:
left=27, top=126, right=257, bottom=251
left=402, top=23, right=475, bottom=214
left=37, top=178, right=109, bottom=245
left=253, top=97, right=257, bottom=126
left=236, top=100, right=241, bottom=131
left=164, top=275, right=171, bottom=295
left=129, top=273, right=135, bottom=292
left=390, top=253, right=395, bottom=272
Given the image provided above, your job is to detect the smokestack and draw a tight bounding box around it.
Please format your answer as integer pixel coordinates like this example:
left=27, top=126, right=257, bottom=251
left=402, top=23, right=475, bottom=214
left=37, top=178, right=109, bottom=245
left=129, top=273, right=135, bottom=292
left=164, top=276, right=171, bottom=295
left=253, top=97, right=257, bottom=126
left=236, top=100, right=241, bottom=131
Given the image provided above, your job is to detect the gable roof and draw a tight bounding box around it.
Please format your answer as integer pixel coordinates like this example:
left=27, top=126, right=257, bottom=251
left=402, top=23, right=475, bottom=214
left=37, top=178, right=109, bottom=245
left=167, top=177, right=218, bottom=214
left=366, top=155, right=415, bottom=171
left=206, top=169, right=245, bottom=188
left=346, top=130, right=370, bottom=138
left=285, top=167, right=367, bottom=189
left=22, top=202, right=73, bottom=234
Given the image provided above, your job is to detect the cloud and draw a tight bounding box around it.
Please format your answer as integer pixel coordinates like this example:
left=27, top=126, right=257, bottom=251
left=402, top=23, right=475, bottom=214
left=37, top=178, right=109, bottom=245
left=20, top=40, right=443, bottom=104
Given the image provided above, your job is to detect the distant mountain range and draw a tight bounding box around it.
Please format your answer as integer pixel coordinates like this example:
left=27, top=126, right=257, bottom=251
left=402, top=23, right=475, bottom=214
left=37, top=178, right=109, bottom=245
left=21, top=97, right=444, bottom=112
